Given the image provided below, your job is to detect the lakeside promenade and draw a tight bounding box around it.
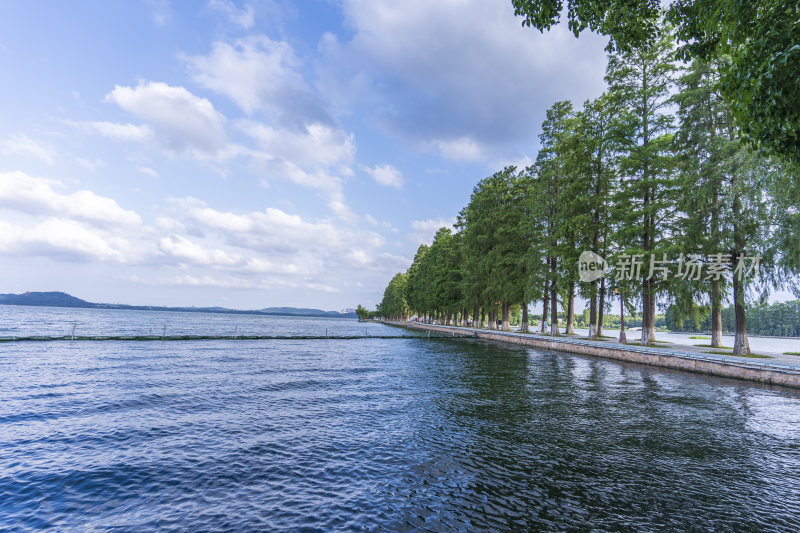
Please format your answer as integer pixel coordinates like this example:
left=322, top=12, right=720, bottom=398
left=382, top=320, right=800, bottom=389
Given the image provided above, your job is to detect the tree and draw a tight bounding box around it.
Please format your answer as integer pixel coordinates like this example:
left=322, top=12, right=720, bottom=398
left=460, top=167, right=528, bottom=331
left=404, top=244, right=429, bottom=320
left=511, top=1, right=800, bottom=168
left=379, top=273, right=408, bottom=321
left=355, top=304, right=370, bottom=320
left=537, top=101, right=575, bottom=335
left=562, top=94, right=618, bottom=339
left=673, top=56, right=733, bottom=348
left=606, top=31, right=678, bottom=345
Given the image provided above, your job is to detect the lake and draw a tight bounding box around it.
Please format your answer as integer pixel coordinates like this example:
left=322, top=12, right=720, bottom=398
left=1, top=306, right=799, bottom=531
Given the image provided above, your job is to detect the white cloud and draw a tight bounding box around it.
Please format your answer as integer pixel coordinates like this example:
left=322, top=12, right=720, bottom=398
left=318, top=0, right=608, bottom=159
left=0, top=218, right=128, bottom=262
left=159, top=235, right=240, bottom=266
left=105, top=81, right=227, bottom=157
left=147, top=0, right=171, bottom=26
left=239, top=120, right=355, bottom=171
left=363, top=163, right=404, bottom=188
left=186, top=35, right=328, bottom=125
left=410, top=217, right=456, bottom=245
left=1, top=134, right=56, bottom=165
left=208, top=0, right=255, bottom=29
left=436, top=136, right=482, bottom=161
left=137, top=166, right=159, bottom=178
left=75, top=121, right=153, bottom=143
left=0, top=171, right=142, bottom=227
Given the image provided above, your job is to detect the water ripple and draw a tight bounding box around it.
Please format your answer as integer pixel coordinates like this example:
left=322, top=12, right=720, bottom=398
left=0, top=321, right=799, bottom=531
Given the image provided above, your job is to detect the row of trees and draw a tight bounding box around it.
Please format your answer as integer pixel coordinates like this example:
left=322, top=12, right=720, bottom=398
left=376, top=24, right=798, bottom=356
left=666, top=300, right=800, bottom=338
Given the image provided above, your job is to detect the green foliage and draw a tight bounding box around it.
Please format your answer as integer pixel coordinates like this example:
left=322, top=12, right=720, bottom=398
left=378, top=273, right=408, bottom=320
left=375, top=18, right=799, bottom=345
left=461, top=166, right=529, bottom=309
left=511, top=0, right=800, bottom=168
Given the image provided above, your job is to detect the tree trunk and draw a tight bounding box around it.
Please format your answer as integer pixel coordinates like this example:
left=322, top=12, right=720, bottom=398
left=522, top=303, right=529, bottom=333
left=598, top=276, right=605, bottom=337
left=732, top=193, right=750, bottom=355
left=641, top=281, right=656, bottom=345
left=566, top=284, right=575, bottom=335
left=542, top=274, right=549, bottom=332
left=589, top=282, right=598, bottom=339
left=711, top=281, right=722, bottom=347
left=550, top=277, right=559, bottom=336
left=488, top=306, right=496, bottom=330
left=732, top=264, right=750, bottom=355
left=480, top=307, right=486, bottom=328
left=502, top=300, right=510, bottom=331
left=474, top=305, right=479, bottom=328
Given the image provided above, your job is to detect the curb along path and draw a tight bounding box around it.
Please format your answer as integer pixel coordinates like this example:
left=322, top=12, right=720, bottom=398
left=383, top=321, right=800, bottom=389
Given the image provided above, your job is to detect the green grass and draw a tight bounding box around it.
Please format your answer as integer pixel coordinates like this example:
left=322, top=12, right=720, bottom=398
left=690, top=336, right=711, bottom=340
left=784, top=352, right=800, bottom=356
left=705, top=350, right=772, bottom=358
left=625, top=341, right=665, bottom=347
left=599, top=335, right=615, bottom=339
left=695, top=344, right=733, bottom=349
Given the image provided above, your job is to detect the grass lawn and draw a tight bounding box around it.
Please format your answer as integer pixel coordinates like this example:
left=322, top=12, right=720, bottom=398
left=690, top=336, right=711, bottom=340
left=784, top=352, right=800, bottom=356
left=695, top=344, right=733, bottom=349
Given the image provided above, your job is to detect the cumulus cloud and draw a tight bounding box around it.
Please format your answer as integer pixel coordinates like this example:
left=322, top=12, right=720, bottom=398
left=72, top=121, right=153, bottom=143
left=239, top=120, right=355, bottom=171
left=159, top=235, right=240, bottom=266
left=318, top=0, right=608, bottom=160
left=105, top=81, right=227, bottom=157
left=363, top=163, right=404, bottom=188
left=0, top=171, right=142, bottom=227
left=184, top=35, right=358, bottom=218
left=411, top=217, right=456, bottom=245
left=208, top=0, right=255, bottom=29
left=435, top=137, right=483, bottom=161
left=1, top=134, right=56, bottom=165
left=186, top=35, right=330, bottom=126
left=0, top=218, right=128, bottom=262
left=238, top=119, right=358, bottom=219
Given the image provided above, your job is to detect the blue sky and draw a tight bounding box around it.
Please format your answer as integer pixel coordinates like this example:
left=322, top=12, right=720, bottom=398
left=0, top=0, right=612, bottom=310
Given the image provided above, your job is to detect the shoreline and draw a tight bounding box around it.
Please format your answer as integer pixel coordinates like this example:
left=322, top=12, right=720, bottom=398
left=382, top=320, right=800, bottom=389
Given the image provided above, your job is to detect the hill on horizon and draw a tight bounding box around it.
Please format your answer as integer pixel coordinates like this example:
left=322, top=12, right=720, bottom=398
left=0, top=291, right=356, bottom=318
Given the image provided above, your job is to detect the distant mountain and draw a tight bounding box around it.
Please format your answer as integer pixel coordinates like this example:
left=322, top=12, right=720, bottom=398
left=0, top=291, right=357, bottom=318
left=0, top=291, right=94, bottom=308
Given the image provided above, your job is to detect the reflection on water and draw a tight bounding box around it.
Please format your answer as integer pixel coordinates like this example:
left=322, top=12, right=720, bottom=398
left=0, top=308, right=799, bottom=530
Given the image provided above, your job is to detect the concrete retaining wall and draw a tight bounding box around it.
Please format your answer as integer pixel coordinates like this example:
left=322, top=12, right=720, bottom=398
left=385, top=321, right=800, bottom=389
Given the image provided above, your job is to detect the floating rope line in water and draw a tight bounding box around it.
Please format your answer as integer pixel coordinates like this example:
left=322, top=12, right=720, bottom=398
left=0, top=334, right=475, bottom=343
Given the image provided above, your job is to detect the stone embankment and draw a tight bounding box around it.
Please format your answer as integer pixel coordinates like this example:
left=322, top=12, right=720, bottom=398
left=383, top=321, right=800, bottom=389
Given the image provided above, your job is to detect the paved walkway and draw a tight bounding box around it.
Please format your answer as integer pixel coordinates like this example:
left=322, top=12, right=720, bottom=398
left=400, top=322, right=800, bottom=373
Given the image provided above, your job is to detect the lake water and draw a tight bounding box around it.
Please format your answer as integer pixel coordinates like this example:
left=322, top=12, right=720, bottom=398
left=1, top=306, right=800, bottom=531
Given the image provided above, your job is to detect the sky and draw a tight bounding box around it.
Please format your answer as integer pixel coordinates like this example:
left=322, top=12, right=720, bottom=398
left=0, top=0, right=614, bottom=311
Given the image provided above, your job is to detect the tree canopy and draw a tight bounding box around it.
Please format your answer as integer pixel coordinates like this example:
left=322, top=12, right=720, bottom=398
left=511, top=0, right=800, bottom=167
